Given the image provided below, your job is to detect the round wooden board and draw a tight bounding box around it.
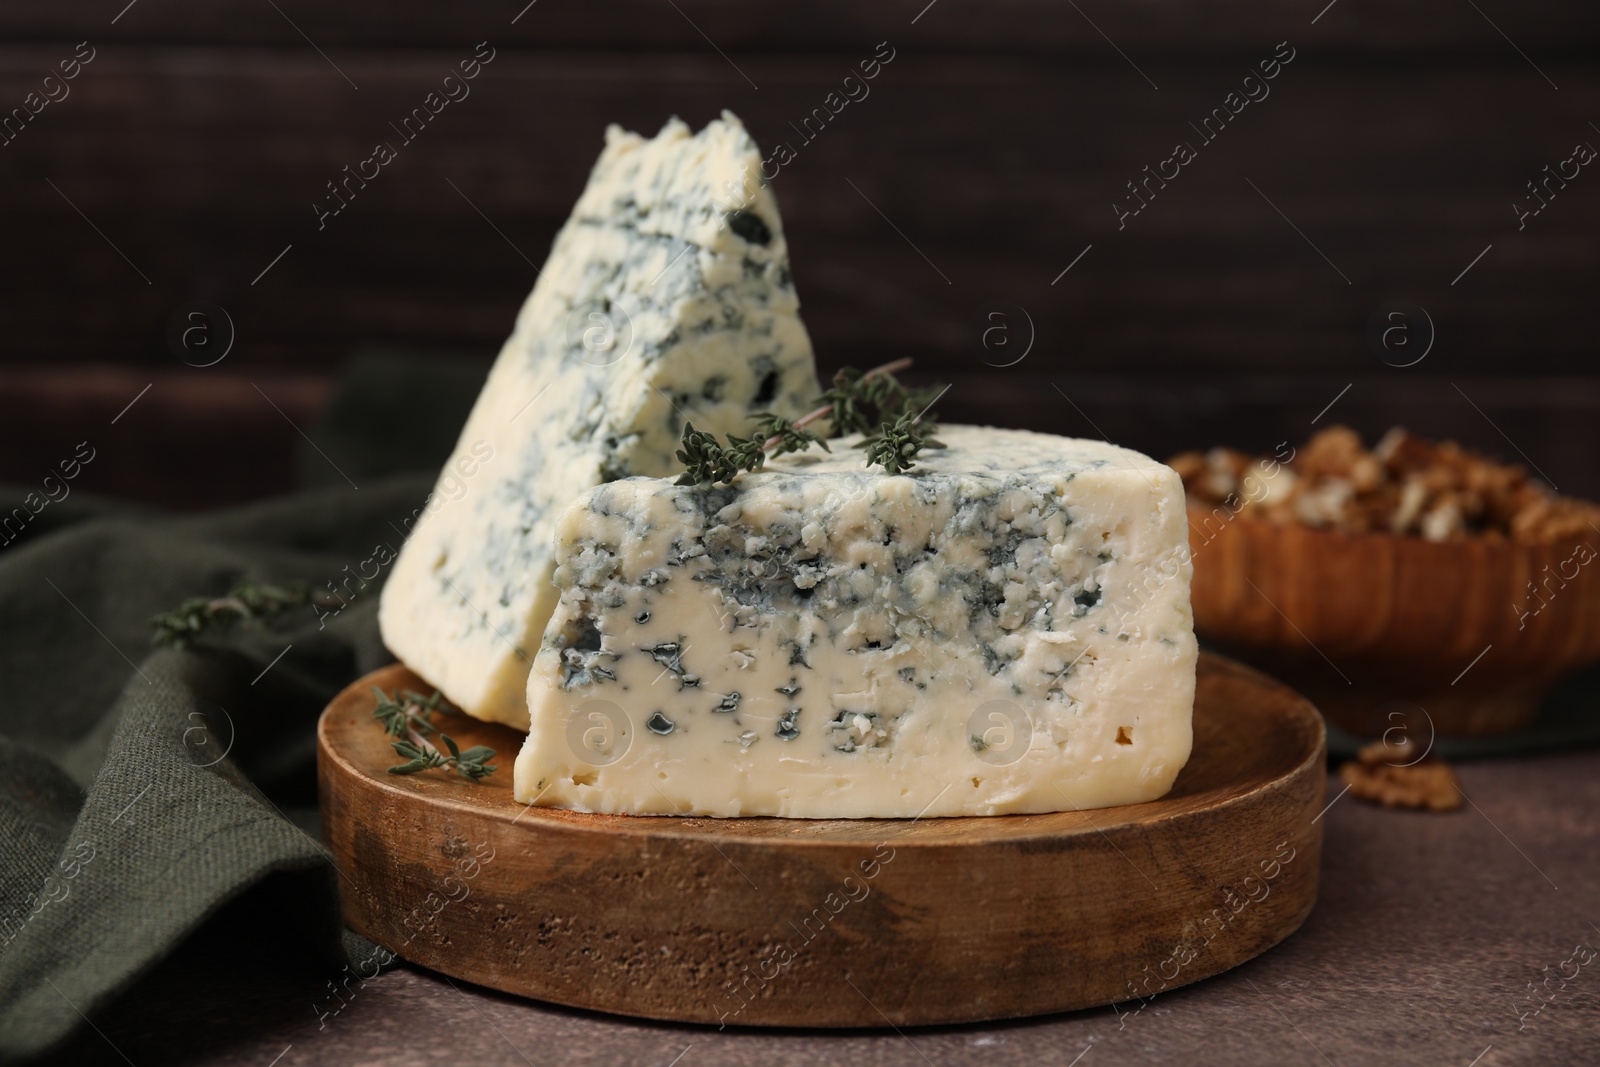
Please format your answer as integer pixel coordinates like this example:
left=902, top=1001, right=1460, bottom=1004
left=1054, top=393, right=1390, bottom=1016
left=317, top=652, right=1325, bottom=1028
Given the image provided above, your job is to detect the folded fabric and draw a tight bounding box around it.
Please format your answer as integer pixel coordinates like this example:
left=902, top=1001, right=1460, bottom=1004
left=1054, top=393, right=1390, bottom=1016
left=0, top=471, right=441, bottom=1062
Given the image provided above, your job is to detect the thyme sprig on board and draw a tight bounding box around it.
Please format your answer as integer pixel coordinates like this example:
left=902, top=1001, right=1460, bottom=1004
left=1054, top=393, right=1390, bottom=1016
left=676, top=357, right=945, bottom=486
left=372, top=686, right=497, bottom=782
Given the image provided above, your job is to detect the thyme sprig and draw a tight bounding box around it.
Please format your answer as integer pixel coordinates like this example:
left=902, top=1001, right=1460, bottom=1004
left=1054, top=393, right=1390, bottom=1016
left=676, top=357, right=945, bottom=485
left=820, top=365, right=911, bottom=437
left=151, top=580, right=337, bottom=648
left=676, top=424, right=762, bottom=485
left=372, top=686, right=497, bottom=782
left=750, top=413, right=830, bottom=458
left=857, top=410, right=946, bottom=475
left=371, top=686, right=446, bottom=737
left=389, top=735, right=498, bottom=781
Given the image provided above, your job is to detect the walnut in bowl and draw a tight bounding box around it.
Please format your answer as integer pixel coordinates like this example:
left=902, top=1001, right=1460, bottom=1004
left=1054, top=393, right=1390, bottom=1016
left=1173, top=427, right=1600, bottom=737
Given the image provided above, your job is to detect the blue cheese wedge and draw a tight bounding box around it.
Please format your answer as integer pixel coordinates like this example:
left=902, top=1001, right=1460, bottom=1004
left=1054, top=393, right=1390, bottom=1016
left=379, top=112, right=820, bottom=729
left=515, top=425, right=1197, bottom=818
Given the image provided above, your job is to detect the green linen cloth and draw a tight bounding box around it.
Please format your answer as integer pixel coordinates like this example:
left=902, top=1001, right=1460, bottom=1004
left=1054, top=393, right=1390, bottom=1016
left=0, top=352, right=486, bottom=1062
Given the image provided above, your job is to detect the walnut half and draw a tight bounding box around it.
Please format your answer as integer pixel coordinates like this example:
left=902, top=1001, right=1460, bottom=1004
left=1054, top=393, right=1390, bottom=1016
left=1338, top=738, right=1464, bottom=813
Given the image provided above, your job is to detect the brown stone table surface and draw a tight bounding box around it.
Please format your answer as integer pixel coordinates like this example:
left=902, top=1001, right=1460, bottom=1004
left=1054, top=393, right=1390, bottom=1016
left=44, top=755, right=1600, bottom=1067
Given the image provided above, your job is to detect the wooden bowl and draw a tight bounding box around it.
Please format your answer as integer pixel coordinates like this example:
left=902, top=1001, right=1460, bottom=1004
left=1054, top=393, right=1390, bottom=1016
left=1186, top=503, right=1600, bottom=737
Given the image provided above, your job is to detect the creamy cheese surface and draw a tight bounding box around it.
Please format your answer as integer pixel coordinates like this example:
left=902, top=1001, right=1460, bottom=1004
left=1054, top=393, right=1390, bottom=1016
left=516, top=426, right=1198, bottom=818
left=379, top=112, right=819, bottom=729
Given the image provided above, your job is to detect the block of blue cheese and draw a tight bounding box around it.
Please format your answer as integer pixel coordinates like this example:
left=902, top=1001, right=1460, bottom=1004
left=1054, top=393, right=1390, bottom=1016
left=514, top=426, right=1198, bottom=818
left=379, top=112, right=820, bottom=729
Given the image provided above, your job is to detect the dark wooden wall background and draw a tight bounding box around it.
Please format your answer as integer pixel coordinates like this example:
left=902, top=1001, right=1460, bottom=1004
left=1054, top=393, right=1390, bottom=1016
left=2, top=0, right=1596, bottom=508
